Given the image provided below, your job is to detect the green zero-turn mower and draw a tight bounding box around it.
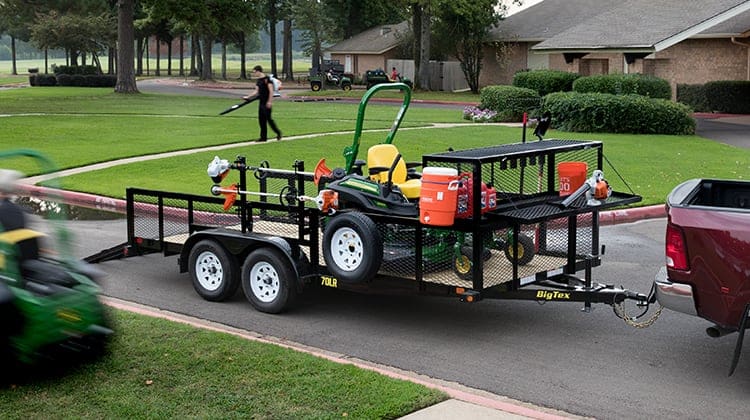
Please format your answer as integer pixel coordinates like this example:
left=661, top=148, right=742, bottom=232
left=0, top=149, right=112, bottom=371
left=314, top=84, right=534, bottom=284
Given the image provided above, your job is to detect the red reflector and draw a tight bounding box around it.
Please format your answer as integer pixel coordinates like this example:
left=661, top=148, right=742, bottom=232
left=666, top=223, right=689, bottom=271
left=135, top=237, right=143, bottom=244
left=721, top=287, right=730, bottom=294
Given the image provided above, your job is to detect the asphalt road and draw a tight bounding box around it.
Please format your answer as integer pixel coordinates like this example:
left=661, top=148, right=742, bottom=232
left=64, top=216, right=750, bottom=420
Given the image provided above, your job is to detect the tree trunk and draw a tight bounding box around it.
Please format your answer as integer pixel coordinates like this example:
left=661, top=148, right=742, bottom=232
left=155, top=37, right=161, bottom=76
left=11, top=36, right=17, bottom=75
left=418, top=7, right=431, bottom=90
left=239, top=34, right=247, bottom=79
left=115, top=0, right=139, bottom=93
left=412, top=5, right=421, bottom=86
left=167, top=41, right=172, bottom=76
left=282, top=19, right=293, bottom=81
left=269, top=19, right=278, bottom=76
left=221, top=42, right=227, bottom=80
left=201, top=34, right=213, bottom=80
left=179, top=36, right=185, bottom=76
left=136, top=37, right=143, bottom=76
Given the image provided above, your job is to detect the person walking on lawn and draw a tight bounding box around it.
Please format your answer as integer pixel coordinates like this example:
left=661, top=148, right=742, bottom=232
left=244, top=65, right=282, bottom=142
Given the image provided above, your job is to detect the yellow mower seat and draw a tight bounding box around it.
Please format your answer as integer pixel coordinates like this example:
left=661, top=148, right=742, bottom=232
left=367, top=144, right=421, bottom=199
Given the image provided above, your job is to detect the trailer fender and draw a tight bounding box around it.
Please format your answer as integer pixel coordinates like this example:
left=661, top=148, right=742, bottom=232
left=178, top=229, right=306, bottom=292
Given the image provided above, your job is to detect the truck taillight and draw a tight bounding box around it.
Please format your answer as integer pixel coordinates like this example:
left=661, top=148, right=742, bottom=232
left=666, top=223, right=689, bottom=270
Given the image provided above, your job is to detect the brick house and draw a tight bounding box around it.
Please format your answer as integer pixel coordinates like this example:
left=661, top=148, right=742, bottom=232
left=483, top=0, right=750, bottom=95
left=326, top=21, right=411, bottom=80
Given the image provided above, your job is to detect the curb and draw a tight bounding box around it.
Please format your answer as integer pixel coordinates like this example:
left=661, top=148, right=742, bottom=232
left=15, top=184, right=666, bottom=226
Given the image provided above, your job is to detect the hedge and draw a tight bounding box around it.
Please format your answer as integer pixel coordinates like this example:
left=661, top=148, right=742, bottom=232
left=572, top=74, right=671, bottom=99
left=28, top=74, right=57, bottom=87
left=703, top=80, right=750, bottom=114
left=676, top=84, right=711, bottom=113
left=542, top=92, right=695, bottom=135
left=30, top=74, right=116, bottom=88
left=512, top=70, right=580, bottom=96
left=53, top=65, right=100, bottom=75
left=478, top=85, right=541, bottom=122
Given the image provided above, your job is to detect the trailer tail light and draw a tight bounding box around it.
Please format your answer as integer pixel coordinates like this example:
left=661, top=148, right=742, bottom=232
left=666, top=223, right=689, bottom=271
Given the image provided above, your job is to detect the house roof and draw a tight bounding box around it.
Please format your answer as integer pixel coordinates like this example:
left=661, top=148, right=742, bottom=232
left=489, top=0, right=621, bottom=42
left=325, top=21, right=410, bottom=55
left=491, top=0, right=750, bottom=54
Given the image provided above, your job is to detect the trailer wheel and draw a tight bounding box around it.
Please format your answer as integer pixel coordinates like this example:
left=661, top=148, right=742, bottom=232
left=189, top=239, right=239, bottom=301
left=504, top=234, right=535, bottom=266
left=453, top=246, right=474, bottom=281
left=241, top=247, right=296, bottom=314
left=323, top=212, right=383, bottom=283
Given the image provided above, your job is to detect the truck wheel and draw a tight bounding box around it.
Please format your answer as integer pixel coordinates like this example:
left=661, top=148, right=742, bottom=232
left=504, top=234, right=535, bottom=266
left=241, top=247, right=296, bottom=314
left=189, top=239, right=239, bottom=301
left=323, top=212, right=382, bottom=283
left=311, top=82, right=321, bottom=91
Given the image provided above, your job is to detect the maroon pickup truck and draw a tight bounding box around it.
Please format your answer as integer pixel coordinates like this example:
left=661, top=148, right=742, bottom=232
left=655, top=178, right=750, bottom=374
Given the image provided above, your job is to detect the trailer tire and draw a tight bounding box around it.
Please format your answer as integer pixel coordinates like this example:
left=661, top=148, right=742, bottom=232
left=323, top=212, right=382, bottom=283
left=189, top=239, right=239, bottom=302
left=241, top=247, right=296, bottom=314
left=504, top=234, right=535, bottom=266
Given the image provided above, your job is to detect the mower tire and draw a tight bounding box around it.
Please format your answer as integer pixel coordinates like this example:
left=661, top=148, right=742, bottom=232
left=342, top=83, right=352, bottom=91
left=504, top=234, right=535, bottom=265
left=323, top=211, right=383, bottom=283
left=188, top=239, right=240, bottom=301
left=311, top=81, right=322, bottom=91
left=241, top=247, right=297, bottom=314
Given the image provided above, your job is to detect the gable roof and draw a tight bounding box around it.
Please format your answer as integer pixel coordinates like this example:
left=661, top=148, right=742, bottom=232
left=491, top=0, right=750, bottom=54
left=326, top=21, right=410, bottom=55
left=489, top=0, right=621, bottom=42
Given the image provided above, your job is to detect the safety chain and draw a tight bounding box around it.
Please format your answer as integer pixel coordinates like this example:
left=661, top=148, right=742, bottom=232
left=613, top=302, right=663, bottom=328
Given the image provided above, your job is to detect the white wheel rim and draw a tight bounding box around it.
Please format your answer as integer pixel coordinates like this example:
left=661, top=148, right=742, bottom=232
left=195, top=251, right=223, bottom=292
left=250, top=261, right=280, bottom=303
left=330, top=227, right=363, bottom=272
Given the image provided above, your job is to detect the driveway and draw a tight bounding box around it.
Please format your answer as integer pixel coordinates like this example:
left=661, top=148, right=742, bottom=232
left=695, top=114, right=750, bottom=149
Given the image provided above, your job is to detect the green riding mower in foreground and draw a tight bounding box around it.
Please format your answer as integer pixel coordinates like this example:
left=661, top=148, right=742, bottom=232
left=0, top=149, right=112, bottom=378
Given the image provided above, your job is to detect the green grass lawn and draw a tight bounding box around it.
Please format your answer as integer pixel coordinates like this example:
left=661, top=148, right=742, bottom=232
left=2, top=86, right=749, bottom=207
left=0, top=310, right=446, bottom=418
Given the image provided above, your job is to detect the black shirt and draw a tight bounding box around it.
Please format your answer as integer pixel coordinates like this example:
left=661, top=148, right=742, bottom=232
left=256, top=76, right=271, bottom=104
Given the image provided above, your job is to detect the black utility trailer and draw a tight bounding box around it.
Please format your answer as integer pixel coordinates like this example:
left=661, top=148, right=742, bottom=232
left=89, top=84, right=657, bottom=322
left=92, top=140, right=652, bottom=318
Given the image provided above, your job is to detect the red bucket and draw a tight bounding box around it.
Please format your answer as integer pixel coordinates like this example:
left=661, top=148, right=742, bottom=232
left=419, top=167, right=459, bottom=226
left=557, top=162, right=588, bottom=196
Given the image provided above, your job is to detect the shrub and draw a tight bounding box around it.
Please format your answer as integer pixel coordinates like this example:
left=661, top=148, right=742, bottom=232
left=512, top=69, right=580, bottom=96
left=572, top=74, right=671, bottom=99
left=86, top=75, right=117, bottom=87
left=703, top=80, right=750, bottom=114
left=53, top=65, right=100, bottom=75
left=31, top=74, right=57, bottom=87
left=542, top=92, right=695, bottom=135
left=677, top=84, right=710, bottom=112
left=478, top=85, right=541, bottom=122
